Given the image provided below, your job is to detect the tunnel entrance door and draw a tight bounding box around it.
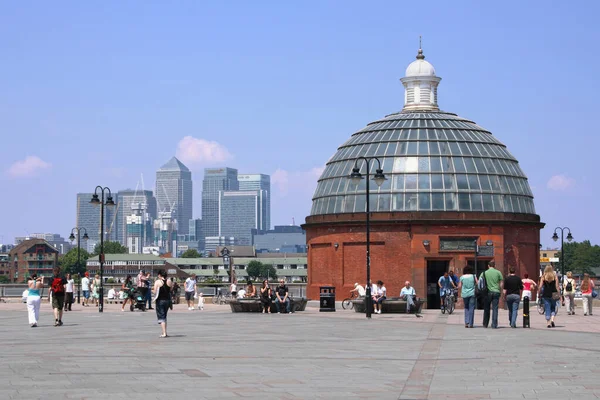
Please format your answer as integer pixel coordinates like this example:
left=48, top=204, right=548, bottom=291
left=426, top=260, right=450, bottom=309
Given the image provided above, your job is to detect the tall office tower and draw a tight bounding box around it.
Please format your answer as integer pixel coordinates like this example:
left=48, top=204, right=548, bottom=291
left=219, top=190, right=267, bottom=246
left=76, top=193, right=118, bottom=244
left=155, top=157, right=193, bottom=235
left=202, top=167, right=239, bottom=239
left=116, top=189, right=157, bottom=248
left=238, top=174, right=271, bottom=231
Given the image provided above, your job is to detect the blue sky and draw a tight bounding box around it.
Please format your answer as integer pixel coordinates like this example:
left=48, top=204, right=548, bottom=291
left=0, top=1, right=598, bottom=248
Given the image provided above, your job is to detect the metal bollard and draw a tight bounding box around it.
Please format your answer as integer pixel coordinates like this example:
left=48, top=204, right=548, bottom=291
left=523, top=296, right=530, bottom=328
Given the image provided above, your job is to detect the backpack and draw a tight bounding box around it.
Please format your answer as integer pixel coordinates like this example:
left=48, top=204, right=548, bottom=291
left=51, top=277, right=65, bottom=295
left=477, top=271, right=489, bottom=297
left=565, top=279, right=573, bottom=292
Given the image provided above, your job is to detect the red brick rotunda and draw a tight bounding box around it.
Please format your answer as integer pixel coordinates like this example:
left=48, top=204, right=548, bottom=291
left=303, top=47, right=544, bottom=307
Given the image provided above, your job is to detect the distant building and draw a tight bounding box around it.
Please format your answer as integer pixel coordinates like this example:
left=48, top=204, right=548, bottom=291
left=9, top=239, right=59, bottom=282
left=166, top=254, right=307, bottom=283
left=156, top=157, right=193, bottom=235
left=219, top=190, right=268, bottom=246
left=238, top=174, right=271, bottom=230
left=76, top=193, right=118, bottom=243
left=116, top=189, right=157, bottom=250
left=252, top=225, right=307, bottom=253
left=86, top=254, right=189, bottom=282
left=204, top=236, right=235, bottom=253
left=153, top=211, right=178, bottom=255
left=0, top=253, right=11, bottom=281
left=202, top=168, right=238, bottom=239
left=15, top=233, right=73, bottom=255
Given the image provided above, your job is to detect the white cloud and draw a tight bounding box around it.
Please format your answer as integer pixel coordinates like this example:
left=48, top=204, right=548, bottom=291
left=547, top=174, right=575, bottom=191
left=7, top=156, right=52, bottom=178
left=271, top=166, right=325, bottom=198
left=176, top=136, right=233, bottom=167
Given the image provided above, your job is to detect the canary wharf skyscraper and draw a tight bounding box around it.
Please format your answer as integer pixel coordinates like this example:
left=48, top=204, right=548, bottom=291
left=202, top=167, right=238, bottom=239
left=155, top=157, right=193, bottom=235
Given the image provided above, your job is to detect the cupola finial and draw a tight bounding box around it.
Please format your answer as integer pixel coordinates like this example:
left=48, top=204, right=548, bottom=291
left=416, top=36, right=425, bottom=60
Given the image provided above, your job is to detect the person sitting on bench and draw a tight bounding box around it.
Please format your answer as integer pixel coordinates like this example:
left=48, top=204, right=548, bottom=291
left=400, top=281, right=416, bottom=313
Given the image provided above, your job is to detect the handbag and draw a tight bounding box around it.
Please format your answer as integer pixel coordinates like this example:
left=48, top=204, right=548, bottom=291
left=593, top=289, right=598, bottom=299
left=477, top=271, right=489, bottom=297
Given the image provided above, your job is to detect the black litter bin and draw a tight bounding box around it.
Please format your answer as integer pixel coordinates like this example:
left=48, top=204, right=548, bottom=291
left=319, top=286, right=336, bottom=312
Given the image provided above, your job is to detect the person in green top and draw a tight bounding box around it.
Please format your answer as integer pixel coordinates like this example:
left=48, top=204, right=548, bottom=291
left=480, top=260, right=504, bottom=329
left=459, top=265, right=478, bottom=328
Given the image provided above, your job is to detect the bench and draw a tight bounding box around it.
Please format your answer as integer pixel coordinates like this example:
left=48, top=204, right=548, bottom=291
left=229, top=297, right=308, bottom=313
left=351, top=297, right=424, bottom=314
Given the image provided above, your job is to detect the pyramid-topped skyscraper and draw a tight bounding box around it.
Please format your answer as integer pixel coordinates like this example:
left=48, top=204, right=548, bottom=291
left=155, top=157, right=193, bottom=235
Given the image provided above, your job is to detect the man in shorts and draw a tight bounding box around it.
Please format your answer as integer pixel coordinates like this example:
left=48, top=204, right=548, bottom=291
left=49, top=267, right=67, bottom=326
left=81, top=272, right=91, bottom=306
left=184, top=274, right=197, bottom=311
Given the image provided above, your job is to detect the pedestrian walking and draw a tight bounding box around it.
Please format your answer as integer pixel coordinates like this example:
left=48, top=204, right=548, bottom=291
left=49, top=266, right=67, bottom=327
left=503, top=267, right=523, bottom=328
left=145, top=272, right=153, bottom=310
left=184, top=274, right=197, bottom=311
left=480, top=261, right=503, bottom=329
left=91, top=274, right=101, bottom=307
left=581, top=273, right=595, bottom=316
left=121, top=275, right=134, bottom=312
left=153, top=270, right=173, bottom=338
left=563, top=271, right=576, bottom=315
left=64, top=273, right=74, bottom=311
left=81, top=272, right=91, bottom=306
left=26, top=274, right=43, bottom=327
left=521, top=273, right=537, bottom=302
left=538, top=266, right=560, bottom=328
left=458, top=265, right=477, bottom=328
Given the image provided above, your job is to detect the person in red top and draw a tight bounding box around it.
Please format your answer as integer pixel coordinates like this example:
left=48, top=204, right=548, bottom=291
left=521, top=273, right=537, bottom=301
left=581, top=273, right=595, bottom=316
left=49, top=266, right=67, bottom=327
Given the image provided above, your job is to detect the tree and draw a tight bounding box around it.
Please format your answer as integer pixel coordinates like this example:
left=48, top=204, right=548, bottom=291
left=246, top=261, right=277, bottom=281
left=0, top=275, right=9, bottom=284
left=92, top=241, right=128, bottom=256
left=246, top=261, right=263, bottom=281
left=59, top=248, right=90, bottom=276
left=557, top=240, right=600, bottom=276
left=181, top=249, right=201, bottom=258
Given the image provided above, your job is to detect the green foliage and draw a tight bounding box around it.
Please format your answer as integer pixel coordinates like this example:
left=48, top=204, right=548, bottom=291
left=557, top=240, right=600, bottom=275
left=92, top=241, right=128, bottom=256
left=59, top=248, right=90, bottom=276
left=181, top=249, right=201, bottom=258
left=0, top=275, right=9, bottom=284
left=246, top=261, right=277, bottom=281
left=106, top=278, right=115, bottom=283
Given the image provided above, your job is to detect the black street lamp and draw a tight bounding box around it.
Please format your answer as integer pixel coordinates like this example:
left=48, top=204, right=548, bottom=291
left=90, top=186, right=116, bottom=313
left=552, top=227, right=573, bottom=283
left=69, top=227, right=89, bottom=304
left=349, top=156, right=387, bottom=319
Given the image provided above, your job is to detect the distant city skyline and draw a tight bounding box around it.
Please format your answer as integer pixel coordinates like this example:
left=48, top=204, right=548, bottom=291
left=0, top=2, right=598, bottom=248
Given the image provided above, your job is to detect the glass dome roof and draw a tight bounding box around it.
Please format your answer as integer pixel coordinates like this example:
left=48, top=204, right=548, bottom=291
left=310, top=110, right=535, bottom=216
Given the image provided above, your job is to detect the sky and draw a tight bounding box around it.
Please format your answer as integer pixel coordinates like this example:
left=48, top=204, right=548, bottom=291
left=0, top=1, right=598, bottom=248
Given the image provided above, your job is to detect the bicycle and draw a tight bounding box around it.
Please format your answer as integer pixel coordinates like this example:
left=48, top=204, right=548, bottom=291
left=212, top=290, right=233, bottom=305
left=537, top=298, right=559, bottom=316
left=441, top=291, right=455, bottom=314
left=342, top=292, right=360, bottom=310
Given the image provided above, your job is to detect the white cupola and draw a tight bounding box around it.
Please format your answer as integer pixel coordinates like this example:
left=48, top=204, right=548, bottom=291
left=400, top=46, right=441, bottom=111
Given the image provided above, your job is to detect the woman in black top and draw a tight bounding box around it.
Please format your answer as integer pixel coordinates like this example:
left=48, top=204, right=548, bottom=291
left=503, top=267, right=523, bottom=328
left=260, top=280, right=272, bottom=314
left=153, top=270, right=173, bottom=338
left=538, top=266, right=560, bottom=328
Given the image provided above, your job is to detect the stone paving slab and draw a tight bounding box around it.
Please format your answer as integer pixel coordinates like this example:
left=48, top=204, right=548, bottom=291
left=1, top=302, right=600, bottom=399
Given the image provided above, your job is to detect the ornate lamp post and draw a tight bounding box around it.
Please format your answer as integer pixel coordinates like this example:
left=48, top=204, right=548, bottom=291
left=552, top=227, right=573, bottom=283
left=69, top=227, right=89, bottom=304
left=90, top=186, right=116, bottom=313
left=349, top=156, right=387, bottom=319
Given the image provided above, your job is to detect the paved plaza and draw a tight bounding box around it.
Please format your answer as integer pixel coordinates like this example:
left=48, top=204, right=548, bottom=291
left=1, top=301, right=600, bottom=400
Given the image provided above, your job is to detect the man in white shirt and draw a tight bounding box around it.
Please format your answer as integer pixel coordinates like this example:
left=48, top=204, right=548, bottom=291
left=351, top=282, right=366, bottom=297
left=400, top=281, right=417, bottom=314
left=107, top=288, right=117, bottom=299
left=184, top=274, right=197, bottom=311
left=230, top=281, right=237, bottom=297
left=81, top=272, right=90, bottom=307
left=237, top=288, right=246, bottom=299
left=64, top=273, right=75, bottom=311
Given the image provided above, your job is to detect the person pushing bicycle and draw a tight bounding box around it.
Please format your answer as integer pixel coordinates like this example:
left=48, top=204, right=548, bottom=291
left=438, top=271, right=457, bottom=311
